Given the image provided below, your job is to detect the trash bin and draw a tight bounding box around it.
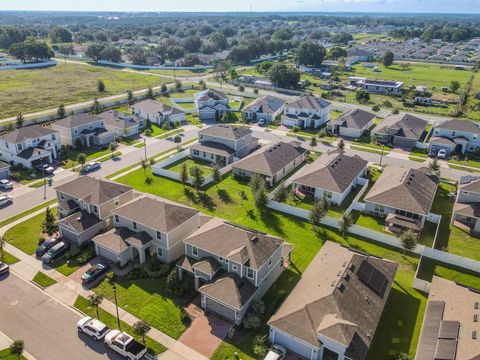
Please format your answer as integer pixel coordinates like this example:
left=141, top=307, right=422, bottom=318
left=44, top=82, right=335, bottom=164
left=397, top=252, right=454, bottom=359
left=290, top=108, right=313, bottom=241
left=48, top=178, right=53, bottom=186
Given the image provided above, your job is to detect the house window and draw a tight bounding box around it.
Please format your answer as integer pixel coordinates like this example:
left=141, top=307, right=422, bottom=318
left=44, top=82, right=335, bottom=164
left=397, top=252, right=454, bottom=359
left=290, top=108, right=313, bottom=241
left=114, top=197, right=120, bottom=206
left=232, top=264, right=238, bottom=271
left=193, top=149, right=199, bottom=156
left=225, top=258, right=229, bottom=265
left=74, top=129, right=78, bottom=134
left=324, top=191, right=332, bottom=199
left=192, top=246, right=198, bottom=257
left=452, top=131, right=456, bottom=137
left=156, top=231, right=162, bottom=240
left=93, top=206, right=98, bottom=214
left=52, top=134, right=56, bottom=141
left=157, top=248, right=163, bottom=257
left=463, top=191, right=470, bottom=195
left=17, top=144, right=22, bottom=151
left=114, top=215, right=119, bottom=223
left=218, top=256, right=224, bottom=262
left=374, top=204, right=385, bottom=213
left=268, top=259, right=272, bottom=267
left=60, top=193, right=64, bottom=200
left=247, top=268, right=254, bottom=280
left=132, top=221, right=137, bottom=230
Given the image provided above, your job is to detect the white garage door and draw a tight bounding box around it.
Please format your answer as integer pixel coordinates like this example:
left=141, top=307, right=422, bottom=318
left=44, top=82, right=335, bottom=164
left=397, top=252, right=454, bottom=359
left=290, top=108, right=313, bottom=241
left=96, top=245, right=118, bottom=263
left=281, top=118, right=297, bottom=127
left=273, top=330, right=314, bottom=360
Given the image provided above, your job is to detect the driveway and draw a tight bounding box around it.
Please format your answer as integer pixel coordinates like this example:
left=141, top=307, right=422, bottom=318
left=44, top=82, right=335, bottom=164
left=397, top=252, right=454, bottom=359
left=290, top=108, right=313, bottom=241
left=177, top=299, right=232, bottom=358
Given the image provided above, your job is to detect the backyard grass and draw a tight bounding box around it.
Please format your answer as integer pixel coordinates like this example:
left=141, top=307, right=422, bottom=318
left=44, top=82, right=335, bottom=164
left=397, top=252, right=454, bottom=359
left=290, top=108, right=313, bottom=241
left=73, top=296, right=167, bottom=355
left=0, top=348, right=27, bottom=360
left=1, top=251, right=19, bottom=265
left=165, top=157, right=214, bottom=176
left=0, top=199, right=57, bottom=228
left=116, top=169, right=427, bottom=359
left=417, top=257, right=480, bottom=289
left=32, top=271, right=57, bottom=288
left=0, top=63, right=167, bottom=119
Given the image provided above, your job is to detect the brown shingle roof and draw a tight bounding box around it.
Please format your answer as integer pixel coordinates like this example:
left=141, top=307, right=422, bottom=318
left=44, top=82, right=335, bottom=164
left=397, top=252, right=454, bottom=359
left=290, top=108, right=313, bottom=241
left=233, top=141, right=306, bottom=177
left=195, top=88, right=228, bottom=102
left=92, top=228, right=152, bottom=253
left=112, top=196, right=198, bottom=233
left=331, top=108, right=376, bottom=130
left=0, top=126, right=58, bottom=144
left=55, top=177, right=132, bottom=205
left=242, top=95, right=285, bottom=115
left=54, top=113, right=104, bottom=129
left=192, top=257, right=222, bottom=277
left=184, top=217, right=284, bottom=270
left=190, top=142, right=235, bottom=157
left=58, top=210, right=102, bottom=233
left=364, top=167, right=438, bottom=216
left=287, top=95, right=331, bottom=110
left=460, top=179, right=480, bottom=193
left=199, top=124, right=251, bottom=140
left=133, top=99, right=184, bottom=116
left=292, top=151, right=368, bottom=193
left=98, top=110, right=143, bottom=129
left=375, top=113, right=427, bottom=140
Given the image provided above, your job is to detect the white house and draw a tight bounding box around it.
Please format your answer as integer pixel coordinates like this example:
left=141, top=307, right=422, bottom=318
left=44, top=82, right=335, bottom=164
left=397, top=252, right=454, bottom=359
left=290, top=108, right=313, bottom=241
left=0, top=126, right=60, bottom=169
left=98, top=110, right=145, bottom=138
left=241, top=95, right=285, bottom=123
left=349, top=77, right=403, bottom=95
left=194, top=89, right=230, bottom=121
left=132, top=99, right=186, bottom=125
left=327, top=108, right=376, bottom=138
left=281, top=96, right=331, bottom=129
left=451, top=178, right=480, bottom=234
left=430, top=119, right=480, bottom=155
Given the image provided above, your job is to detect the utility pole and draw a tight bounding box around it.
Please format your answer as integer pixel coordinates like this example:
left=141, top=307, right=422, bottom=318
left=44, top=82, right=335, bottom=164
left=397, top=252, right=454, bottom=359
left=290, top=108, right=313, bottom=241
left=112, top=285, right=122, bottom=331
left=379, top=144, right=385, bottom=166
left=144, top=139, right=147, bottom=160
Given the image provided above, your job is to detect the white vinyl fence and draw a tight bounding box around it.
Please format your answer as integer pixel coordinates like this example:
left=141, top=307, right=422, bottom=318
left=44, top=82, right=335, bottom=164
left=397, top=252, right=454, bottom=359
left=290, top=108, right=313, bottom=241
left=0, top=60, right=57, bottom=70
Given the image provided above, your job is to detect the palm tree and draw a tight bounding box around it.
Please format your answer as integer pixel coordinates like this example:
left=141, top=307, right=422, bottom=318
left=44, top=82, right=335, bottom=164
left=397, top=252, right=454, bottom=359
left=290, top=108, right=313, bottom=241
left=9, top=339, right=24, bottom=360
left=309, top=136, right=317, bottom=149
left=133, top=320, right=151, bottom=345
left=338, top=212, right=353, bottom=239
left=77, top=153, right=86, bottom=171
left=180, top=163, right=189, bottom=188
left=15, top=113, right=24, bottom=128
left=88, top=293, right=104, bottom=320
left=57, top=104, right=66, bottom=119
left=337, top=138, right=345, bottom=151
left=140, top=158, right=149, bottom=178
left=429, top=158, right=441, bottom=177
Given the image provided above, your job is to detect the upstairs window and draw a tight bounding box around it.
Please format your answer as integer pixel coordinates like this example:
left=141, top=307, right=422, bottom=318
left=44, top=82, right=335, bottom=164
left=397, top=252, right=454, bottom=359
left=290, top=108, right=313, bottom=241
left=132, top=221, right=137, bottom=230
left=192, top=246, right=198, bottom=257
left=246, top=268, right=254, bottom=280
left=156, top=231, right=162, bottom=240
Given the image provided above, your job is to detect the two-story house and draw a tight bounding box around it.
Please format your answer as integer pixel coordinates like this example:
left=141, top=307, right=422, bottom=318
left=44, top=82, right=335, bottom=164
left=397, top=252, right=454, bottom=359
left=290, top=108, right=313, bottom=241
left=194, top=89, right=230, bottom=121
left=52, top=113, right=116, bottom=148
left=281, top=95, right=332, bottom=129
left=98, top=110, right=145, bottom=138
left=0, top=126, right=60, bottom=168
left=92, top=196, right=200, bottom=266
left=429, top=119, right=480, bottom=155
left=232, top=141, right=307, bottom=187
left=451, top=178, right=480, bottom=234
left=291, top=150, right=368, bottom=205
left=55, top=176, right=134, bottom=246
left=132, top=99, right=186, bottom=125
left=241, top=95, right=285, bottom=123
left=177, top=217, right=291, bottom=325
left=190, top=124, right=255, bottom=166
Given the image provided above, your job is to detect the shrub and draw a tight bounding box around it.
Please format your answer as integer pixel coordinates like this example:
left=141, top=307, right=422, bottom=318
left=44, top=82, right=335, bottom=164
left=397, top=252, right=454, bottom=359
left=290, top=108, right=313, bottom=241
left=253, top=88, right=259, bottom=94
left=144, top=129, right=152, bottom=136
left=392, top=108, right=400, bottom=114
left=252, top=334, right=269, bottom=357
left=238, top=85, right=245, bottom=92
left=76, top=248, right=95, bottom=265
left=65, top=247, right=81, bottom=259
left=105, top=271, right=116, bottom=285
left=128, top=264, right=148, bottom=280
left=292, top=125, right=300, bottom=133
left=372, top=104, right=380, bottom=112
left=38, top=237, right=45, bottom=245
left=243, top=299, right=265, bottom=329
left=180, top=309, right=191, bottom=326
left=166, top=268, right=187, bottom=295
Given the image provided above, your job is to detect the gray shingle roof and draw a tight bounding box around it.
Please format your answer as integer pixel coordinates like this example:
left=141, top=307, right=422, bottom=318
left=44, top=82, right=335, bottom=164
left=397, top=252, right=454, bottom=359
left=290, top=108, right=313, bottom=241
left=199, top=124, right=251, bottom=140
left=98, top=110, right=143, bottom=129
left=375, top=113, right=427, bottom=140
left=133, top=99, right=184, bottom=116
left=54, top=114, right=104, bottom=129
left=286, top=95, right=331, bottom=110
left=233, top=141, right=306, bottom=177
left=242, top=95, right=285, bottom=115
left=195, top=88, right=228, bottom=102
left=435, top=119, right=480, bottom=133
left=460, top=179, right=480, bottom=193
left=292, top=151, right=368, bottom=193
left=331, top=108, right=376, bottom=130
left=190, top=142, right=235, bottom=157
left=0, top=161, right=10, bottom=171
left=112, top=196, right=198, bottom=233
left=0, top=126, right=58, bottom=144
left=364, top=167, right=438, bottom=215
left=92, top=228, right=153, bottom=253
left=58, top=210, right=102, bottom=233
left=55, top=177, right=132, bottom=205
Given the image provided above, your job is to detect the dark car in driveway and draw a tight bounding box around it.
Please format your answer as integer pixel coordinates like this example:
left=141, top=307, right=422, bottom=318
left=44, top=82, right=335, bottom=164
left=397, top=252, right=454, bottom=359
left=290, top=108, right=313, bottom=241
left=81, top=263, right=110, bottom=283
left=41, top=241, right=69, bottom=264
left=0, top=261, right=9, bottom=275
left=36, top=237, right=60, bottom=258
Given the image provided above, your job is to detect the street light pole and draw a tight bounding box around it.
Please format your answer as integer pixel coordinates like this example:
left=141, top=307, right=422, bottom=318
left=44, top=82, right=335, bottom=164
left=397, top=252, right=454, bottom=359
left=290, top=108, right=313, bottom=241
left=379, top=144, right=385, bottom=167
left=143, top=139, right=147, bottom=161
left=112, top=285, right=121, bottom=331
left=42, top=159, right=46, bottom=200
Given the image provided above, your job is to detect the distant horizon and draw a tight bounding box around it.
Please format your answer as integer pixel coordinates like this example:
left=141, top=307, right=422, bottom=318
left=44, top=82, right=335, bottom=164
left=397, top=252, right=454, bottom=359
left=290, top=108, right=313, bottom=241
left=1, top=0, right=479, bottom=15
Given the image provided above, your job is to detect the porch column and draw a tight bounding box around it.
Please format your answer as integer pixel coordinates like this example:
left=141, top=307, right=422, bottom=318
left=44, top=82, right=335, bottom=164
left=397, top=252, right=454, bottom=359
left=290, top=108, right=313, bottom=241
left=178, top=268, right=183, bottom=281
left=194, top=276, right=200, bottom=291
left=139, top=248, right=146, bottom=264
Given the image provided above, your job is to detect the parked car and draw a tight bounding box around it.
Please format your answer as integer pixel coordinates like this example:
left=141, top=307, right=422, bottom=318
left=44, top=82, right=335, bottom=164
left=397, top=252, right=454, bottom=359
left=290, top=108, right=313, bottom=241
left=264, top=345, right=287, bottom=360
left=41, top=241, right=69, bottom=264
left=0, top=179, right=13, bottom=190
left=0, top=195, right=13, bottom=207
left=0, top=261, right=9, bottom=275
left=82, top=161, right=101, bottom=173
left=104, top=331, right=147, bottom=360
left=81, top=263, right=110, bottom=283
left=258, top=119, right=266, bottom=127
left=35, top=237, right=60, bottom=258
left=77, top=316, right=110, bottom=341
left=437, top=149, right=448, bottom=159
left=36, top=164, right=54, bottom=174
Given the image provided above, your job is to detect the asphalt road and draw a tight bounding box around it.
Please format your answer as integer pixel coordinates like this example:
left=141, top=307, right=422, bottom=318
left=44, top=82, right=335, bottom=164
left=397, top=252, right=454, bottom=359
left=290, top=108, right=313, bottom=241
left=0, top=272, right=123, bottom=360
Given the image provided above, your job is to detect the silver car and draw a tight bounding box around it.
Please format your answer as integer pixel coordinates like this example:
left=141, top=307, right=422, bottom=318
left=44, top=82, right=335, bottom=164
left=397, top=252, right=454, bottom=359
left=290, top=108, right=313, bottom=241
left=0, top=195, right=13, bottom=206
left=0, top=179, right=13, bottom=190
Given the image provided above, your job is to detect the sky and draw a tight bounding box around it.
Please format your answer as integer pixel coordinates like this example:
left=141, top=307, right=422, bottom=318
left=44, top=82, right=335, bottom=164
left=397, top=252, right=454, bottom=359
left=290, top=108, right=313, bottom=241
left=1, top=0, right=480, bottom=14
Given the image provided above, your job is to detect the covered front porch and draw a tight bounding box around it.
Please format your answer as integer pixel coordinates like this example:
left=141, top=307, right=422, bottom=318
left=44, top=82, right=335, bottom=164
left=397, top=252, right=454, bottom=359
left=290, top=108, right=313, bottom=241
left=177, top=256, right=223, bottom=291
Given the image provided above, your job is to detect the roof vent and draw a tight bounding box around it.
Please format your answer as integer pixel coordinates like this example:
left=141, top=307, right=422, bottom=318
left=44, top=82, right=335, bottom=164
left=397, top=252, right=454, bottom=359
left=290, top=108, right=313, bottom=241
left=331, top=280, right=336, bottom=287
left=364, top=296, right=371, bottom=304
left=76, top=216, right=82, bottom=221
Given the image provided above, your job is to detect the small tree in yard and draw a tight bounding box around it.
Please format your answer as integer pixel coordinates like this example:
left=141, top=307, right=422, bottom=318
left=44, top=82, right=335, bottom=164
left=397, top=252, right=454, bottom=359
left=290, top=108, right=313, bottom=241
left=243, top=299, right=265, bottom=330
left=395, top=353, right=411, bottom=360
left=127, top=90, right=134, bottom=103
left=140, top=158, right=149, bottom=178
left=9, top=339, right=24, bottom=360
left=400, top=230, right=417, bottom=255
left=429, top=158, right=441, bottom=177
left=180, top=162, right=189, bottom=188
left=77, top=152, right=86, bottom=171
left=212, top=165, right=222, bottom=187
left=337, top=138, right=345, bottom=150
left=249, top=173, right=265, bottom=193
left=273, top=182, right=290, bottom=203
left=174, top=135, right=182, bottom=148
left=43, top=206, right=58, bottom=235
left=191, top=166, right=204, bottom=193
left=355, top=89, right=370, bottom=103
left=146, top=87, right=154, bottom=99
left=0, top=236, right=5, bottom=261
left=57, top=104, right=66, bottom=119
left=253, top=334, right=269, bottom=357
left=92, top=97, right=101, bottom=114
left=133, top=320, right=151, bottom=345
left=338, top=212, right=353, bottom=239
left=450, top=80, right=461, bottom=93
left=145, top=117, right=152, bottom=130
left=310, top=136, right=317, bottom=148
left=239, top=190, right=248, bottom=206
left=309, top=198, right=329, bottom=229
left=175, top=80, right=182, bottom=90
left=109, top=141, right=119, bottom=158
left=254, top=186, right=268, bottom=210
left=160, top=83, right=167, bottom=93
left=15, top=113, right=24, bottom=128
left=97, top=79, right=106, bottom=92
left=88, top=293, right=103, bottom=320
left=383, top=51, right=394, bottom=68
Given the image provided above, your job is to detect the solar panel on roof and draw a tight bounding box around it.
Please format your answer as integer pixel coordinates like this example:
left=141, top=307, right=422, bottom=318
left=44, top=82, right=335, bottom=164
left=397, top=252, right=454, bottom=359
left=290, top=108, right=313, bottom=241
left=434, top=339, right=457, bottom=360
left=438, top=321, right=460, bottom=340
left=357, top=260, right=389, bottom=297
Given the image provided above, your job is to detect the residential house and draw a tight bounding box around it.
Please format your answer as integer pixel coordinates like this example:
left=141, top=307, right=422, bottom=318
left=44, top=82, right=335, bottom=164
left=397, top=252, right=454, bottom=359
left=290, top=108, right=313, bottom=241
left=451, top=178, right=480, bottom=234
left=52, top=114, right=116, bottom=148
left=0, top=126, right=60, bottom=169
left=268, top=241, right=398, bottom=360
left=281, top=96, right=332, bottom=129
left=241, top=95, right=285, bottom=123
left=132, top=99, right=186, bottom=125
left=194, top=89, right=230, bottom=121
left=373, top=113, right=428, bottom=149
left=0, top=161, right=11, bottom=179
left=291, top=151, right=368, bottom=205
left=348, top=77, right=404, bottom=95
left=346, top=48, right=374, bottom=62
left=430, top=119, right=480, bottom=155
left=415, top=276, right=480, bottom=360
left=98, top=110, right=145, bottom=137
left=232, top=141, right=307, bottom=187
left=177, top=217, right=291, bottom=325
left=92, top=196, right=200, bottom=266
left=55, top=177, right=134, bottom=246
left=190, top=124, right=255, bottom=165
left=364, top=167, right=439, bottom=235
left=327, top=109, right=376, bottom=138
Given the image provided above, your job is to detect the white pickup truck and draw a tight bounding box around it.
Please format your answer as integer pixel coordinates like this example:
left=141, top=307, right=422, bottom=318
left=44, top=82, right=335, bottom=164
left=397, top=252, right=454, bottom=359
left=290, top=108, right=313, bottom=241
left=104, top=330, right=147, bottom=360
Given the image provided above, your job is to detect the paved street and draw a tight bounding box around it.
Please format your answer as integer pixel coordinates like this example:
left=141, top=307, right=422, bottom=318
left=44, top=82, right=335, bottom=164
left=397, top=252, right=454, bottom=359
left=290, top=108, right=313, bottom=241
left=0, top=272, right=123, bottom=360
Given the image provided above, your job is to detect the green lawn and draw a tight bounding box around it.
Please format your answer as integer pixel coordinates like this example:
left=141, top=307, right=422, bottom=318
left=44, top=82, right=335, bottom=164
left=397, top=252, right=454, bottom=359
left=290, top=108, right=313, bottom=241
left=0, top=63, right=167, bottom=119
left=417, top=257, right=480, bottom=289
left=165, top=157, right=213, bottom=176
left=352, top=211, right=389, bottom=233
left=51, top=245, right=95, bottom=276
left=145, top=124, right=167, bottom=137
left=145, top=68, right=212, bottom=77
left=116, top=169, right=427, bottom=359
left=1, top=251, right=19, bottom=265
left=0, top=348, right=27, bottom=360
left=32, top=271, right=57, bottom=288
left=448, top=157, right=480, bottom=170
left=73, top=296, right=167, bottom=355
left=62, top=147, right=112, bottom=169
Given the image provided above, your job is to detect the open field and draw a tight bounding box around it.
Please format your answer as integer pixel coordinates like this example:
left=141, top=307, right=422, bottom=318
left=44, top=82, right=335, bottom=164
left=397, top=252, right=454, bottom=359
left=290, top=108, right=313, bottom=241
left=0, top=63, right=167, bottom=119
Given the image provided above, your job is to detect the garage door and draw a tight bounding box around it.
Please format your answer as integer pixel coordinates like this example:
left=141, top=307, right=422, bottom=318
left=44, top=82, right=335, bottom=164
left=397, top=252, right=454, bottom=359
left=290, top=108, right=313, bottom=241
left=273, top=330, right=314, bottom=360
left=394, top=137, right=415, bottom=149
left=60, top=227, right=79, bottom=243
left=281, top=118, right=297, bottom=127
left=0, top=168, right=9, bottom=180
left=96, top=245, right=118, bottom=263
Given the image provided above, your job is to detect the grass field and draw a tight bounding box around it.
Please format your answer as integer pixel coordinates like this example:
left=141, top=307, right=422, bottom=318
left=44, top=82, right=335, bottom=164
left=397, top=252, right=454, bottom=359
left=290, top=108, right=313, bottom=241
left=32, top=271, right=57, bottom=288
left=0, top=63, right=167, bottom=119
left=0, top=348, right=27, bottom=360
left=115, top=169, right=427, bottom=359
